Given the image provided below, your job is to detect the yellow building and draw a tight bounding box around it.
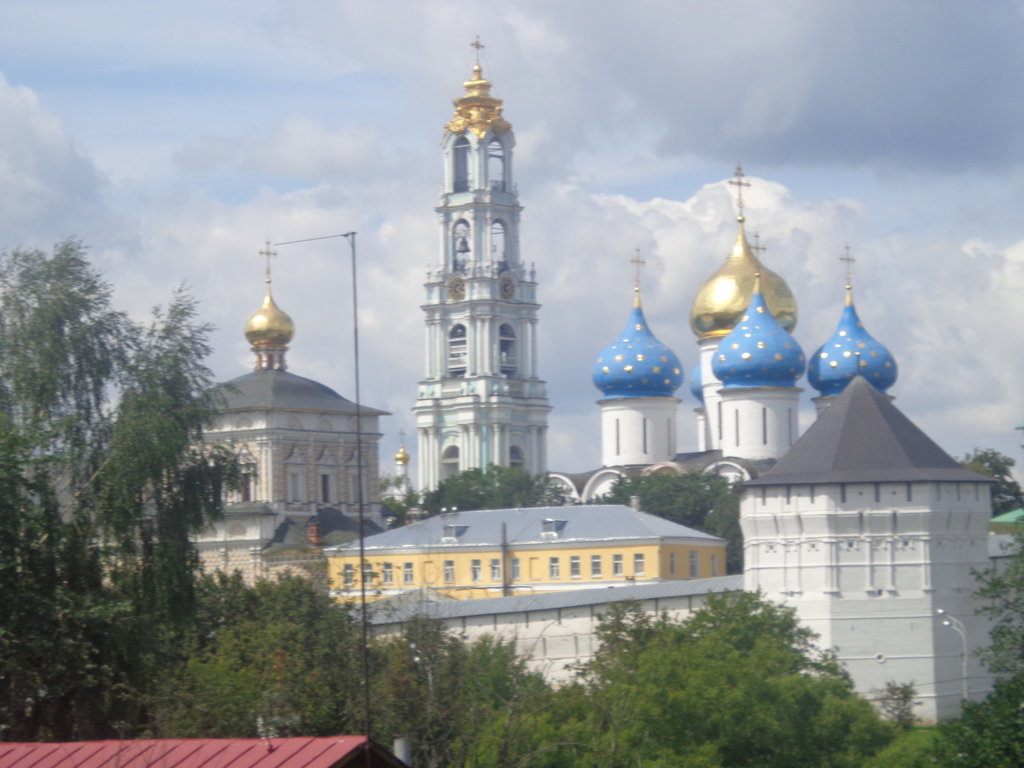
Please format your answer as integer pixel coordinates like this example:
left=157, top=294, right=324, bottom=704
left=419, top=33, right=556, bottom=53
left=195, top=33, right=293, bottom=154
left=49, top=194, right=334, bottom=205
left=325, top=504, right=727, bottom=601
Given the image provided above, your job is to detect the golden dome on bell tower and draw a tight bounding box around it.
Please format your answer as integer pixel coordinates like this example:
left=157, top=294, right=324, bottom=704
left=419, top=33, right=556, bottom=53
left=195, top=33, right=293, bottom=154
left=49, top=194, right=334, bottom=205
left=689, top=167, right=797, bottom=340
left=445, top=37, right=511, bottom=138
left=245, top=242, right=294, bottom=371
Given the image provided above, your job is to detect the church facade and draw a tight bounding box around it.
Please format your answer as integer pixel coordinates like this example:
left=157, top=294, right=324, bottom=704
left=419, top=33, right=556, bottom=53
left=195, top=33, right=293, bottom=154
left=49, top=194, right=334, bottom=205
left=194, top=261, right=387, bottom=584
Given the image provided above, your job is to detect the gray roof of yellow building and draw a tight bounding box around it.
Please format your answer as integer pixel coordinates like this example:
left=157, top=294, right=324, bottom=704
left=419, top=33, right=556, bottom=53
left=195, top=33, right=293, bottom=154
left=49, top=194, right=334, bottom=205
left=325, top=504, right=724, bottom=554
left=369, top=575, right=743, bottom=624
left=213, top=369, right=387, bottom=415
left=746, top=375, right=990, bottom=486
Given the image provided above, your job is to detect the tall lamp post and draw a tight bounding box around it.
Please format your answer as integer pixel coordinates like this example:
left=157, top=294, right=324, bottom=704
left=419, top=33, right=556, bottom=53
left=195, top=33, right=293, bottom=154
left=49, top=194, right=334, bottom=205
left=273, top=232, right=371, bottom=741
left=936, top=608, right=968, bottom=703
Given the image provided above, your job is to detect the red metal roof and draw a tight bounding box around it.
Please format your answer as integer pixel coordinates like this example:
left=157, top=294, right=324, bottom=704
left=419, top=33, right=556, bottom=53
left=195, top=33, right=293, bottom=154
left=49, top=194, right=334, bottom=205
left=0, top=735, right=406, bottom=768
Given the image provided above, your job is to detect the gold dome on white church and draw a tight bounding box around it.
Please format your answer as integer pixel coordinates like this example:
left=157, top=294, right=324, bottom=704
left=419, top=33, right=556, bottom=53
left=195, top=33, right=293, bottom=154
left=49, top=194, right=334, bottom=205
left=245, top=287, right=294, bottom=349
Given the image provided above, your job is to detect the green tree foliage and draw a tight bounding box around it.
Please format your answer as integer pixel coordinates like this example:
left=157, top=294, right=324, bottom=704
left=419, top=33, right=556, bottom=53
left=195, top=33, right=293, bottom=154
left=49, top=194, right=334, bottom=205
left=421, top=465, right=566, bottom=515
left=498, top=594, right=895, bottom=768
left=604, top=472, right=743, bottom=572
left=932, top=675, right=1024, bottom=767
left=961, top=448, right=1024, bottom=516
left=875, top=681, right=919, bottom=730
left=974, top=527, right=1024, bottom=676
left=372, top=616, right=547, bottom=768
left=0, top=241, right=237, bottom=741
left=155, top=573, right=364, bottom=738
left=156, top=575, right=546, bottom=767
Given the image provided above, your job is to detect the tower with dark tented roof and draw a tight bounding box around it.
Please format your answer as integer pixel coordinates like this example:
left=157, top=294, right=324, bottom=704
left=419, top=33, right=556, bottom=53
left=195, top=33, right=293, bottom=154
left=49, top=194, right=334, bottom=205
left=741, top=375, right=992, bottom=722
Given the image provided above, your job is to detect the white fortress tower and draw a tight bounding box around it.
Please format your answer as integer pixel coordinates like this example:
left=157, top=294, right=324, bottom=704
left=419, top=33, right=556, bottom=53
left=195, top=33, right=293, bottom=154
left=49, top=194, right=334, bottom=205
left=414, top=52, right=550, bottom=490
left=742, top=376, right=993, bottom=722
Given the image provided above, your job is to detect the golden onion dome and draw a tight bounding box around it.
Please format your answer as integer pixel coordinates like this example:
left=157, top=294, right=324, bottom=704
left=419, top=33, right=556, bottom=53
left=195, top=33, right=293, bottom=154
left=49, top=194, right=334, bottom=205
left=395, top=446, right=410, bottom=466
left=245, top=286, right=294, bottom=349
left=689, top=217, right=798, bottom=340
left=446, top=63, right=511, bottom=138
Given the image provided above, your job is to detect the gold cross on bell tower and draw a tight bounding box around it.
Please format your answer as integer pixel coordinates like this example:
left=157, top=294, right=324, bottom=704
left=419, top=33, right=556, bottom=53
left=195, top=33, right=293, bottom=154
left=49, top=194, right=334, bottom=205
left=471, top=36, right=485, bottom=66
left=728, top=163, right=751, bottom=221
left=259, top=240, right=278, bottom=285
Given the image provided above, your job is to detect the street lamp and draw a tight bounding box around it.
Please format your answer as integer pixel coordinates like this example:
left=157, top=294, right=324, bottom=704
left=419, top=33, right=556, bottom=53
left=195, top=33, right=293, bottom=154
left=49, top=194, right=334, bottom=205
left=936, top=608, right=968, bottom=702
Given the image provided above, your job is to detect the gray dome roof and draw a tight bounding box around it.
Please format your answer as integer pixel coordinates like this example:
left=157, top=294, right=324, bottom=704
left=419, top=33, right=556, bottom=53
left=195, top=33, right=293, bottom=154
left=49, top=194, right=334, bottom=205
left=214, top=370, right=386, bottom=415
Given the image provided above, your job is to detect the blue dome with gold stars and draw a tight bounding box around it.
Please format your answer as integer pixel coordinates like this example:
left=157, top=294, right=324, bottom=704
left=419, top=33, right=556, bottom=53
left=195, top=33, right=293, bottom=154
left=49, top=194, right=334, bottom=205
left=809, top=287, right=897, bottom=396
left=712, top=280, right=805, bottom=388
left=689, top=362, right=704, bottom=404
left=593, top=289, right=683, bottom=399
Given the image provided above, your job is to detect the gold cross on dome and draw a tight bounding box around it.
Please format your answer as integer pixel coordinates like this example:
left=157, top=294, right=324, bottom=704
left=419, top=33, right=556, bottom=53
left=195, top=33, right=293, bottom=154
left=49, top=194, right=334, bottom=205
left=751, top=231, right=766, bottom=255
left=259, top=241, right=278, bottom=284
left=630, top=248, right=646, bottom=290
left=728, top=163, right=751, bottom=219
left=840, top=245, right=856, bottom=284
left=471, top=36, right=485, bottom=66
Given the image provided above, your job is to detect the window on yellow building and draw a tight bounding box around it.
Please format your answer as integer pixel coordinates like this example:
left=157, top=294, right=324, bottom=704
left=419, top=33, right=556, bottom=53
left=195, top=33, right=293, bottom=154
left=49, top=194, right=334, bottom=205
left=471, top=559, right=482, bottom=581
left=382, top=562, right=393, bottom=584
left=689, top=551, right=699, bottom=578
left=511, top=557, right=520, bottom=580
left=634, top=553, right=645, bottom=577
left=403, top=562, right=414, bottom=584
left=549, top=557, right=560, bottom=579
left=490, top=558, right=501, bottom=580
left=570, top=555, right=580, bottom=578
left=669, top=552, right=677, bottom=575
left=613, top=554, right=623, bottom=577
left=444, top=560, right=455, bottom=583
left=343, top=564, right=354, bottom=587
left=362, top=561, right=372, bottom=584
left=711, top=554, right=719, bottom=577
left=591, top=555, right=602, bottom=577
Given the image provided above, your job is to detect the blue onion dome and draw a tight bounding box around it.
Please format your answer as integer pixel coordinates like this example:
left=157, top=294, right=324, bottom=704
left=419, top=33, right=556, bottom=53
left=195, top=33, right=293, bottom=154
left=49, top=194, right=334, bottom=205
left=712, top=276, right=805, bottom=388
left=593, top=288, right=683, bottom=399
left=689, top=362, right=704, bottom=404
left=808, top=285, right=897, bottom=396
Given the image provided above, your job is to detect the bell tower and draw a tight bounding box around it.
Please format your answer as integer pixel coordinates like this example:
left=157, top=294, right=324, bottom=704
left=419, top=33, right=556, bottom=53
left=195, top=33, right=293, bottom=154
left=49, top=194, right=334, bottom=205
left=414, top=45, right=550, bottom=490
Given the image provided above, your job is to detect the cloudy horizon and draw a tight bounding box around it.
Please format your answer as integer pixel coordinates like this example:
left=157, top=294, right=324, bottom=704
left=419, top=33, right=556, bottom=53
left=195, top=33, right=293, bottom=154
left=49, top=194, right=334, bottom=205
left=2, top=1, right=1021, bottom=485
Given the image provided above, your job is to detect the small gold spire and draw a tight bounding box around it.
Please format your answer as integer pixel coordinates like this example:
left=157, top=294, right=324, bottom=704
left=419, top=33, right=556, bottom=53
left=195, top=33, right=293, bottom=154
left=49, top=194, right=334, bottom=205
left=245, top=242, right=294, bottom=370
left=259, top=240, right=277, bottom=285
left=840, top=246, right=856, bottom=306
left=728, top=163, right=751, bottom=222
left=630, top=248, right=646, bottom=306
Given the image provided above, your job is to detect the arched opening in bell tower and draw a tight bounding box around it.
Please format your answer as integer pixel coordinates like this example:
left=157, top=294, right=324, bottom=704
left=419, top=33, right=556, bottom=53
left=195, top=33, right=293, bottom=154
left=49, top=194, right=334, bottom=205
left=509, top=445, right=525, bottom=469
left=499, top=323, right=516, bottom=375
left=453, top=136, right=470, bottom=192
left=490, top=220, right=507, bottom=268
left=487, top=138, right=505, bottom=191
left=452, top=220, right=471, bottom=270
left=441, top=445, right=461, bottom=480
left=448, top=324, right=467, bottom=377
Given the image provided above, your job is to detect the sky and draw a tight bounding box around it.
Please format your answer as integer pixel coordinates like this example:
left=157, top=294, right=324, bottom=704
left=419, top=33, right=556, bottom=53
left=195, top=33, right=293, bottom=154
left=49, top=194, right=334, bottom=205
left=1, top=0, right=1022, bottom=485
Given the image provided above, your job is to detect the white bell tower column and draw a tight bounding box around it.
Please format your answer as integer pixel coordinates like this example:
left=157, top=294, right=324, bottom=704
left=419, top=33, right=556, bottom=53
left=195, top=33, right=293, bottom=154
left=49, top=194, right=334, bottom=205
left=414, top=48, right=550, bottom=490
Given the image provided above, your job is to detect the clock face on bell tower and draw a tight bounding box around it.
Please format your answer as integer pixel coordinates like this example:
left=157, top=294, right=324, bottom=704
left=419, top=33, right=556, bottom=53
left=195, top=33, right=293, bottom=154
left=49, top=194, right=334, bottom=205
left=499, top=275, right=515, bottom=300
left=447, top=274, right=466, bottom=301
